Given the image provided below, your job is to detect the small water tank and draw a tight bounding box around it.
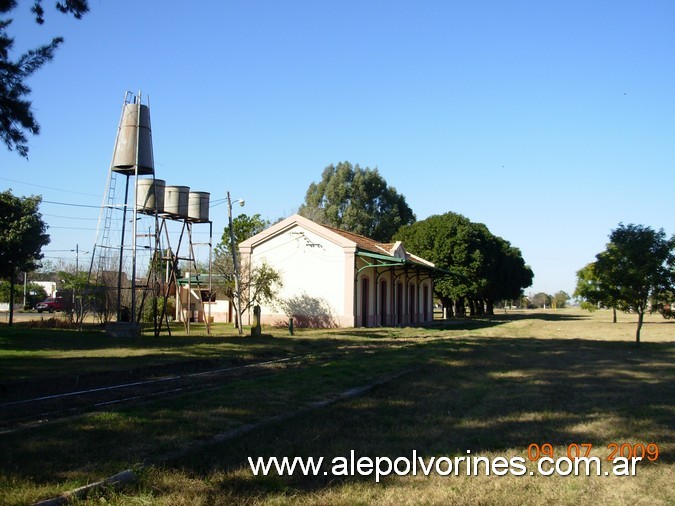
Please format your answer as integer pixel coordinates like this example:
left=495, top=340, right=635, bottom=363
left=164, top=185, right=189, bottom=219
left=188, top=191, right=210, bottom=223
left=111, top=102, right=154, bottom=175
left=136, top=179, right=165, bottom=214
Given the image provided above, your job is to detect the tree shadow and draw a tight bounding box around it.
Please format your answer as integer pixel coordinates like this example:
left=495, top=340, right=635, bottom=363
left=161, top=336, right=674, bottom=500
left=1, top=334, right=672, bottom=502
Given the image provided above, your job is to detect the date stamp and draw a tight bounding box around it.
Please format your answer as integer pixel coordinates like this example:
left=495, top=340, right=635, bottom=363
left=527, top=442, right=660, bottom=462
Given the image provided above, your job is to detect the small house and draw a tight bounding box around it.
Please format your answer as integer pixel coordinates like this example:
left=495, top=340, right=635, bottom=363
left=239, top=214, right=439, bottom=328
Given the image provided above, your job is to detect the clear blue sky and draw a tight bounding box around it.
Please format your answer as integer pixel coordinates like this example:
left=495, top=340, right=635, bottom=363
left=1, top=0, right=674, bottom=298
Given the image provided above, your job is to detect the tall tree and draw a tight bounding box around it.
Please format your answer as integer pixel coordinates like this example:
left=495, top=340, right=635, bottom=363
left=0, top=189, right=50, bottom=324
left=298, top=161, right=415, bottom=242
left=589, top=223, right=675, bottom=344
left=481, top=235, right=533, bottom=314
left=1, top=0, right=89, bottom=157
left=394, top=212, right=532, bottom=317
left=393, top=212, right=473, bottom=315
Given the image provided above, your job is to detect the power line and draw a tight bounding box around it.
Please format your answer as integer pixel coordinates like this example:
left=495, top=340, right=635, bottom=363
left=43, top=213, right=99, bottom=221
left=49, top=226, right=98, bottom=230
left=0, top=177, right=100, bottom=197
left=42, top=200, right=105, bottom=209
left=2, top=176, right=230, bottom=211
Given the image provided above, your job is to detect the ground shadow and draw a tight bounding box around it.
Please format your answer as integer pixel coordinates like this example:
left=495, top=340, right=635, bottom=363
left=1, top=333, right=672, bottom=503
left=158, top=336, right=674, bottom=501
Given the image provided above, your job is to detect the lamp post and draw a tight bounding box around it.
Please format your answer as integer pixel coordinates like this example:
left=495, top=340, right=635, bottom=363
left=227, top=191, right=245, bottom=336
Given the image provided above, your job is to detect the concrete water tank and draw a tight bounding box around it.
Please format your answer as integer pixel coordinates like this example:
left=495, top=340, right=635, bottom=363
left=164, top=185, right=189, bottom=218
left=111, top=102, right=154, bottom=175
left=136, top=179, right=165, bottom=214
left=188, top=191, right=210, bottom=223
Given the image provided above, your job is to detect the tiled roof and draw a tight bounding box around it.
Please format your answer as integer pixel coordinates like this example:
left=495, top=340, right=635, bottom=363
left=322, top=224, right=394, bottom=256
left=320, top=224, right=435, bottom=268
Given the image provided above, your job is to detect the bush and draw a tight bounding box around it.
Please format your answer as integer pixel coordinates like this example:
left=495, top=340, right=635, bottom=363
left=140, top=296, right=176, bottom=323
left=25, top=316, right=74, bottom=329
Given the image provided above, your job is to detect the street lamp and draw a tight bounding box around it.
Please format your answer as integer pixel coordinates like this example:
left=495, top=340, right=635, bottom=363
left=227, top=191, right=245, bottom=336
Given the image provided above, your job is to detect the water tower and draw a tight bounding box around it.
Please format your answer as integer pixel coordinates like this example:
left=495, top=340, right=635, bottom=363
left=88, top=91, right=214, bottom=336
left=87, top=92, right=159, bottom=335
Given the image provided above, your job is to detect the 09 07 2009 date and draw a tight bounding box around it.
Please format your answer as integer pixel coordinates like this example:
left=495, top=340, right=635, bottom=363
left=526, top=442, right=659, bottom=461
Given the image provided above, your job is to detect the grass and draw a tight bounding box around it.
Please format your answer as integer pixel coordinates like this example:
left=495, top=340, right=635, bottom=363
left=0, top=322, right=336, bottom=385
left=0, top=309, right=673, bottom=504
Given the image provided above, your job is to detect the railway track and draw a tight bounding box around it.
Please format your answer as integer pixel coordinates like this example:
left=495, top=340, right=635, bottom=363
left=0, top=341, right=418, bottom=433
left=0, top=354, right=315, bottom=432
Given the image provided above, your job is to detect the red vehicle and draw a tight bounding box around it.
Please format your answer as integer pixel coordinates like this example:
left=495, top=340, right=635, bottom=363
left=35, top=297, right=67, bottom=313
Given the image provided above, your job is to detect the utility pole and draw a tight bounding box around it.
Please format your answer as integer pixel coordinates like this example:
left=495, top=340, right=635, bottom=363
left=72, top=244, right=78, bottom=322
left=227, top=191, right=244, bottom=336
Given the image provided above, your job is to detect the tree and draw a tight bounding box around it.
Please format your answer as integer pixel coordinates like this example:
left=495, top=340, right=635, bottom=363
left=238, top=258, right=283, bottom=315
left=58, top=269, right=91, bottom=324
left=552, top=290, right=570, bottom=308
left=212, top=213, right=282, bottom=327
left=574, top=263, right=603, bottom=311
left=530, top=292, right=552, bottom=309
left=394, top=212, right=532, bottom=317
left=214, top=213, right=269, bottom=258
left=0, top=279, right=46, bottom=307
left=476, top=231, right=533, bottom=315
left=1, top=0, right=89, bottom=157
left=212, top=213, right=270, bottom=299
left=655, top=290, right=675, bottom=319
left=0, top=190, right=50, bottom=324
left=588, top=223, right=675, bottom=344
left=298, top=161, right=415, bottom=242
left=393, top=212, right=473, bottom=316
left=574, top=262, right=619, bottom=321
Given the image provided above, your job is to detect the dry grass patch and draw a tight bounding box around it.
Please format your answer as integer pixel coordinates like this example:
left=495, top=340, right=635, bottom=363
left=91, top=322, right=674, bottom=505
left=1, top=310, right=673, bottom=504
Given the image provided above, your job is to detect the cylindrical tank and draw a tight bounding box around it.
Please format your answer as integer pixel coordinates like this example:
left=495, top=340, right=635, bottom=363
left=164, top=185, right=189, bottom=218
left=136, top=179, right=165, bottom=214
left=112, top=102, right=154, bottom=175
left=188, top=191, right=210, bottom=222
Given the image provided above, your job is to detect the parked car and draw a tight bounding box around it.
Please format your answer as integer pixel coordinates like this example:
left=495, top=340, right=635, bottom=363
left=35, top=297, right=67, bottom=313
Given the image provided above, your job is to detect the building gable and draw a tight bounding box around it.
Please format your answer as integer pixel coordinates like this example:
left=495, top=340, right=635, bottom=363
left=239, top=214, right=357, bottom=255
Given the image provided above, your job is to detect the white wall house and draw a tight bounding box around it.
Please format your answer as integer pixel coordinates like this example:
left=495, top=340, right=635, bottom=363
left=176, top=274, right=231, bottom=324
left=34, top=281, right=57, bottom=297
left=239, top=214, right=438, bottom=328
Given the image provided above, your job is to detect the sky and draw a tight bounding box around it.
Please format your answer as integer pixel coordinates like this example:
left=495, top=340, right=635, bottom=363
left=1, top=0, right=674, bottom=298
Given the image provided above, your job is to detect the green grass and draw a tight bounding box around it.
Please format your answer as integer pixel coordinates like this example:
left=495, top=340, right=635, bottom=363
left=0, top=323, right=337, bottom=384
left=0, top=309, right=673, bottom=505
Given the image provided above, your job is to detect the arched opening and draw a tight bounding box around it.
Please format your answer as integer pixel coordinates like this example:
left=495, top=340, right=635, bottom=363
left=408, top=283, right=416, bottom=323
left=361, top=277, right=370, bottom=327
left=396, top=282, right=403, bottom=325
left=380, top=279, right=387, bottom=326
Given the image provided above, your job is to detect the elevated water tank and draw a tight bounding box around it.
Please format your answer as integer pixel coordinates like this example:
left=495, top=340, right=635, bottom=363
left=136, top=179, right=165, bottom=214
left=112, top=102, right=154, bottom=175
left=188, top=191, right=210, bottom=223
left=164, top=185, right=189, bottom=219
